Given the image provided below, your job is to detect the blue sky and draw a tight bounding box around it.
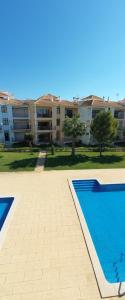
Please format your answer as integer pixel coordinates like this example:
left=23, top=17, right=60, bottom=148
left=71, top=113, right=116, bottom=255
left=0, top=0, right=125, bottom=100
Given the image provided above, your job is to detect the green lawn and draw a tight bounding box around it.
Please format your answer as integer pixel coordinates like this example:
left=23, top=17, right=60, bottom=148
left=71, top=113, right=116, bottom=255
left=45, top=150, right=125, bottom=170
left=0, top=151, right=38, bottom=171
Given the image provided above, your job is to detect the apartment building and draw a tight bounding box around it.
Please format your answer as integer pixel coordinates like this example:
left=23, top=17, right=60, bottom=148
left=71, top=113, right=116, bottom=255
left=34, top=94, right=77, bottom=144
left=78, top=95, right=125, bottom=145
left=0, top=92, right=77, bottom=145
left=0, top=92, right=125, bottom=146
left=0, top=92, right=14, bottom=145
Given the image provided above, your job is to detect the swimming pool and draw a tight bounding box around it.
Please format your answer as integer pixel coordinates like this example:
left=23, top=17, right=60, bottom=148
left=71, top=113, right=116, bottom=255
left=70, top=179, right=125, bottom=297
left=0, top=197, right=14, bottom=230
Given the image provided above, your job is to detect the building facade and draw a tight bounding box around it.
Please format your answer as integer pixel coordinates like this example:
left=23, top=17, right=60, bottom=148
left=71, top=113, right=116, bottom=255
left=0, top=92, right=125, bottom=146
left=78, top=95, right=125, bottom=145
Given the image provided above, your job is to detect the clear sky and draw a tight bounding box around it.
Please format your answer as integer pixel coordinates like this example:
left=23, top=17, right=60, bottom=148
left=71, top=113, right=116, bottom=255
left=0, top=0, right=125, bottom=100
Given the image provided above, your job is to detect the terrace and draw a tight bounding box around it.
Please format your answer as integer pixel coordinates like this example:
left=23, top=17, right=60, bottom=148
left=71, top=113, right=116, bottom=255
left=12, top=107, right=29, bottom=118
left=36, top=107, right=52, bottom=118
left=37, top=121, right=52, bottom=131
left=13, top=120, right=31, bottom=130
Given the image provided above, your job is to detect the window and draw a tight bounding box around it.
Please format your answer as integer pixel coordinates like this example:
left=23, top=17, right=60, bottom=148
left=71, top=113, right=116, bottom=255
left=1, top=105, right=7, bottom=113
left=56, top=130, right=60, bottom=141
left=114, top=110, right=124, bottom=119
left=65, top=108, right=73, bottom=118
left=3, top=118, right=9, bottom=125
left=57, top=107, right=60, bottom=114
left=56, top=119, right=60, bottom=126
left=92, top=110, right=101, bottom=118
left=118, top=120, right=123, bottom=129
left=4, top=131, right=10, bottom=142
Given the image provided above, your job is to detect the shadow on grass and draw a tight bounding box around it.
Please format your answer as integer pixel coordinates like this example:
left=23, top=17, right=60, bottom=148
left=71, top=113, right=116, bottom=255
left=5, top=157, right=37, bottom=170
left=45, top=154, right=123, bottom=168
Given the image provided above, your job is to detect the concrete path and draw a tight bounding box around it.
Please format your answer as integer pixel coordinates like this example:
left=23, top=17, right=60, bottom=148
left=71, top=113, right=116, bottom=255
left=35, top=151, right=46, bottom=172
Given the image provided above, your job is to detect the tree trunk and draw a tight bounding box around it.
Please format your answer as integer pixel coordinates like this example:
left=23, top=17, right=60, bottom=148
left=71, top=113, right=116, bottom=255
left=99, top=144, right=102, bottom=157
left=29, top=141, right=32, bottom=147
left=72, top=138, right=75, bottom=156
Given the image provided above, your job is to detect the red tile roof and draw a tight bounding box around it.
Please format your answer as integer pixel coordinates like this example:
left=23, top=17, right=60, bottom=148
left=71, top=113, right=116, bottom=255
left=80, top=95, right=124, bottom=109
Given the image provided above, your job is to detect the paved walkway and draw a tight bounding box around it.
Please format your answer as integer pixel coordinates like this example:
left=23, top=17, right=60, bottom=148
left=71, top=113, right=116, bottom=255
left=35, top=151, right=46, bottom=172
left=0, top=169, right=125, bottom=300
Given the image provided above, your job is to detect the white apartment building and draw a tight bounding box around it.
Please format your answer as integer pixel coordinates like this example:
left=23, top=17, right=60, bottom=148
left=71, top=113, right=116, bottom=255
left=0, top=92, right=14, bottom=145
left=0, top=92, right=32, bottom=145
left=78, top=95, right=125, bottom=145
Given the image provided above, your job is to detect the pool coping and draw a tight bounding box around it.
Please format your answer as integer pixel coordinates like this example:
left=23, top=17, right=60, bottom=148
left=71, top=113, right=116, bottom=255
left=68, top=178, right=125, bottom=298
left=0, top=193, right=18, bottom=249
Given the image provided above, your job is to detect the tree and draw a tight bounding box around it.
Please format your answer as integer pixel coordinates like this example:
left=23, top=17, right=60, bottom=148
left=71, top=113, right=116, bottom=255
left=91, top=111, right=118, bottom=157
left=63, top=114, right=85, bottom=156
left=122, top=127, right=125, bottom=141
left=24, top=132, right=33, bottom=147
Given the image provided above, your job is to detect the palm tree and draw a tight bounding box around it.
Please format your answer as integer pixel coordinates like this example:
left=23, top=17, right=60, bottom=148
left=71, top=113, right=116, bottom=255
left=63, top=114, right=85, bottom=156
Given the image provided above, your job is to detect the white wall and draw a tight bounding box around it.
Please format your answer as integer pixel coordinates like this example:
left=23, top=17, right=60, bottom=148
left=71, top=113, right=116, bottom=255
left=78, top=106, right=92, bottom=145
left=0, top=104, right=14, bottom=144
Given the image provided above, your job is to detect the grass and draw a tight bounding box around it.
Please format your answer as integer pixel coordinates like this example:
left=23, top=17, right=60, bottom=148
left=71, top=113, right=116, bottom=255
left=45, top=150, right=125, bottom=170
left=0, top=151, right=38, bottom=171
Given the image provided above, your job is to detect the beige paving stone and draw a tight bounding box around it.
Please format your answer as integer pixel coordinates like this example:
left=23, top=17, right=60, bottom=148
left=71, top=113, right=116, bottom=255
left=0, top=169, right=125, bottom=299
left=35, top=151, right=46, bottom=172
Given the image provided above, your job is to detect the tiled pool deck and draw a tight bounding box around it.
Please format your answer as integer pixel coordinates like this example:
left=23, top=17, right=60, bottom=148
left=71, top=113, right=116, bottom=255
left=0, top=169, right=125, bottom=300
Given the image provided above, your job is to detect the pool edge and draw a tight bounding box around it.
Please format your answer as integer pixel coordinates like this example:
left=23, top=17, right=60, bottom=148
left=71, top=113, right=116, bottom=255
left=0, top=194, right=19, bottom=249
left=68, top=178, right=124, bottom=298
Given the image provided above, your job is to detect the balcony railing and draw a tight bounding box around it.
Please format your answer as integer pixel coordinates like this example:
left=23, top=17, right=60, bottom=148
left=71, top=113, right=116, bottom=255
left=13, top=124, right=31, bottom=130
left=13, top=113, right=29, bottom=118
left=37, top=112, right=52, bottom=118
left=37, top=126, right=52, bottom=131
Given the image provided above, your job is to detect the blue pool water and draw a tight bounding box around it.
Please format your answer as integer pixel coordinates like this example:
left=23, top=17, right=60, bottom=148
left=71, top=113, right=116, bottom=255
left=0, top=197, right=14, bottom=230
left=73, top=180, right=125, bottom=284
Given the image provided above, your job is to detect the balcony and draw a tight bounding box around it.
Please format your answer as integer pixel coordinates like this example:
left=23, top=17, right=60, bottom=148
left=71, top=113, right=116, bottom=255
left=12, top=108, right=29, bottom=118
left=13, top=124, right=31, bottom=130
left=114, top=111, right=124, bottom=119
left=92, top=110, right=101, bottom=118
left=37, top=112, right=52, bottom=118
left=65, top=109, right=73, bottom=118
left=36, top=108, right=52, bottom=118
left=38, top=132, right=51, bottom=143
left=37, top=121, right=52, bottom=131
left=13, top=112, right=29, bottom=118
left=37, top=126, right=52, bottom=131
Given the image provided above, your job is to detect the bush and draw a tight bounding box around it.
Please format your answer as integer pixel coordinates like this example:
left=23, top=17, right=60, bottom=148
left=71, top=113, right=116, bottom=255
left=0, top=143, right=5, bottom=150
left=13, top=142, right=27, bottom=147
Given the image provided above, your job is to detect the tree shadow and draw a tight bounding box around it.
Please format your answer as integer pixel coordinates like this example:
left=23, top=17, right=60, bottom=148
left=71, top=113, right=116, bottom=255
left=45, top=154, right=123, bottom=168
left=5, top=157, right=37, bottom=170
left=90, top=155, right=123, bottom=164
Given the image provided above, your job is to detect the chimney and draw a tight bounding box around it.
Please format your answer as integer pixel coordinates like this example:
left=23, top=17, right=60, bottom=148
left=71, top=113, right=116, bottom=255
left=73, top=97, right=79, bottom=102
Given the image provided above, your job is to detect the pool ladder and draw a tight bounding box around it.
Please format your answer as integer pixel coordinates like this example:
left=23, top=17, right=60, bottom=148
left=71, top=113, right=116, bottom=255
left=113, top=253, right=125, bottom=297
